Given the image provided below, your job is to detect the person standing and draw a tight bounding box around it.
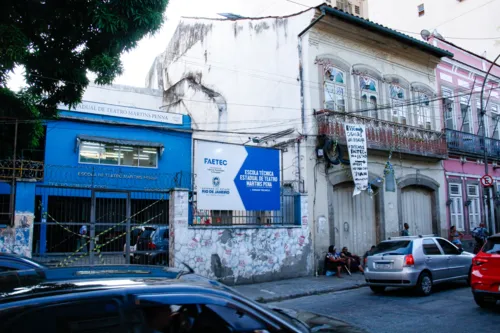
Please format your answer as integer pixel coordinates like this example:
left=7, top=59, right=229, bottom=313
left=449, top=225, right=463, bottom=249
left=401, top=223, right=410, bottom=236
left=472, top=223, right=488, bottom=254
left=77, top=225, right=88, bottom=253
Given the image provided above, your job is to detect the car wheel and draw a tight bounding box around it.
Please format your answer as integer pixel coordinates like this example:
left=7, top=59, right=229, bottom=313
left=416, top=272, right=433, bottom=296
left=369, top=286, right=386, bottom=294
left=474, top=294, right=497, bottom=308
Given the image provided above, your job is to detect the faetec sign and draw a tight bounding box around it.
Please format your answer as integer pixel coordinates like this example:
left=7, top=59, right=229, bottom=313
left=58, top=101, right=183, bottom=125
left=195, top=140, right=281, bottom=211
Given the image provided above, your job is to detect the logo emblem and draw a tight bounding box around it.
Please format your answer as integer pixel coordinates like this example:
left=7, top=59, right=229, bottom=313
left=212, top=177, right=220, bottom=187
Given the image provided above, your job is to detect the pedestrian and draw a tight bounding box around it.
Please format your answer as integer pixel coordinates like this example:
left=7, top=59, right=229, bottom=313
left=341, top=247, right=365, bottom=274
left=472, top=223, right=488, bottom=254
left=401, top=223, right=410, bottom=236
left=449, top=225, right=463, bottom=249
left=324, top=245, right=347, bottom=278
left=363, top=245, right=376, bottom=268
left=77, top=225, right=88, bottom=253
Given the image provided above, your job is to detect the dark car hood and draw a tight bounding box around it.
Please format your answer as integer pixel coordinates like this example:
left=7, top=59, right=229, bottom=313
left=271, top=307, right=369, bottom=333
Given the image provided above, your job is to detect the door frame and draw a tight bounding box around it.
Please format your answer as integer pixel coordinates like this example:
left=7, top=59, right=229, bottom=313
left=397, top=174, right=440, bottom=236
left=328, top=171, right=385, bottom=248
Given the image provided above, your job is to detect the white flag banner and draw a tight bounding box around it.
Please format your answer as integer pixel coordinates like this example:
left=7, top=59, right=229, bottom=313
left=344, top=123, right=368, bottom=196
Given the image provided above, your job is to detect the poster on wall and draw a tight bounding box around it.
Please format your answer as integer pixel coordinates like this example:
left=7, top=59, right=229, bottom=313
left=344, top=123, right=368, bottom=196
left=194, top=140, right=281, bottom=211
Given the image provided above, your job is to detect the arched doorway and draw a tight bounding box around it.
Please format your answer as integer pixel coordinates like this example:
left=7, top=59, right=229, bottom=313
left=401, top=186, right=433, bottom=236
left=331, top=182, right=379, bottom=256
left=398, top=175, right=440, bottom=236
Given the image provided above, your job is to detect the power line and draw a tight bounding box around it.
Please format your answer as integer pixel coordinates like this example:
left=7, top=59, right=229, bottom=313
left=434, top=0, right=499, bottom=29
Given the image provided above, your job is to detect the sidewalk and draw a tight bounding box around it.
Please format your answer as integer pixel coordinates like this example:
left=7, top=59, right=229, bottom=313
left=234, top=273, right=366, bottom=303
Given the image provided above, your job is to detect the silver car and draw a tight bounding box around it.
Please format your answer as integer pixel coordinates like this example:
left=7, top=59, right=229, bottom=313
left=364, top=235, right=474, bottom=296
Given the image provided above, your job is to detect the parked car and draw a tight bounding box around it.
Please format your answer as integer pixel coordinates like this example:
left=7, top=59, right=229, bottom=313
left=471, top=233, right=500, bottom=308
left=0, top=253, right=47, bottom=272
left=0, top=265, right=351, bottom=332
left=365, top=235, right=474, bottom=296
left=133, top=225, right=169, bottom=265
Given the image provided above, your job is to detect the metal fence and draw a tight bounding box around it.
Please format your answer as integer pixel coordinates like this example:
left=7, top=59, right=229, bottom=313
left=0, top=159, right=44, bottom=180
left=32, top=186, right=170, bottom=267
left=192, top=194, right=300, bottom=226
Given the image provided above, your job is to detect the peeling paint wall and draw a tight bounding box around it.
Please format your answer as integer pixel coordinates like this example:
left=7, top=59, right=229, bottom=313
left=169, top=189, right=312, bottom=285
left=0, top=212, right=34, bottom=257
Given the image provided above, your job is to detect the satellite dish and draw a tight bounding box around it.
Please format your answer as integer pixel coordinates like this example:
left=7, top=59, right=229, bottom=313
left=420, top=29, right=431, bottom=41
left=432, top=30, right=445, bottom=40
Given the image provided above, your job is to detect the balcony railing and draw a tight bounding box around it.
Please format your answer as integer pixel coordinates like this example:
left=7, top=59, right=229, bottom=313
left=446, top=129, right=500, bottom=160
left=316, top=110, right=447, bottom=159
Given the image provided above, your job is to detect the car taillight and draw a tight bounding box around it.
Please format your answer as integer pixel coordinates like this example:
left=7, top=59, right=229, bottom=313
left=473, top=258, right=488, bottom=266
left=404, top=254, right=415, bottom=266
left=147, top=241, right=156, bottom=250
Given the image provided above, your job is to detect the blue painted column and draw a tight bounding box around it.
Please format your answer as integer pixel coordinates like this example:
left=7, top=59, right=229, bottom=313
left=14, top=180, right=37, bottom=257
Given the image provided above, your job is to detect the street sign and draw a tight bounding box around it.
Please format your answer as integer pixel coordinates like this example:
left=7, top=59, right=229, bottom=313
left=480, top=174, right=494, bottom=187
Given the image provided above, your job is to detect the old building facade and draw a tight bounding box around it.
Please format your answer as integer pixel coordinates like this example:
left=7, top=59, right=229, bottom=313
left=147, top=5, right=451, bottom=279
left=430, top=36, right=500, bottom=247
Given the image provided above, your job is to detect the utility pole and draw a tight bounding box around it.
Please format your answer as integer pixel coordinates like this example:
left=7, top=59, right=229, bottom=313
left=480, top=53, right=500, bottom=235
left=9, top=119, right=19, bottom=226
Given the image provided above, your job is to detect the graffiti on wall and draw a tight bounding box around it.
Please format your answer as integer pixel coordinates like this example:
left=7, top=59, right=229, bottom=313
left=170, top=193, right=312, bottom=284
left=0, top=212, right=34, bottom=257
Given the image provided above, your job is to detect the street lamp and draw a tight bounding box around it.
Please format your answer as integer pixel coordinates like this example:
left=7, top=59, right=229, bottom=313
left=480, top=53, right=500, bottom=235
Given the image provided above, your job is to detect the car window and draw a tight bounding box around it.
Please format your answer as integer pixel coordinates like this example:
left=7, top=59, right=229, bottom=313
left=422, top=239, right=442, bottom=255
left=436, top=238, right=460, bottom=255
left=372, top=241, right=412, bottom=255
left=141, top=303, right=269, bottom=333
left=483, top=238, right=500, bottom=254
left=139, top=228, right=155, bottom=239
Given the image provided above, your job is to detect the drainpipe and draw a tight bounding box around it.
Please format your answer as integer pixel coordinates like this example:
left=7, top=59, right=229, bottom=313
left=297, top=9, right=325, bottom=277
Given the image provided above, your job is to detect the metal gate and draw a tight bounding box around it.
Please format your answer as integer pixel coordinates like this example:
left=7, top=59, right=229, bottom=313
left=332, top=183, right=378, bottom=256
left=32, top=186, right=169, bottom=267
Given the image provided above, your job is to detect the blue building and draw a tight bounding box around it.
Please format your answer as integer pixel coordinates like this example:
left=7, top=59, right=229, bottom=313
left=0, top=85, right=192, bottom=263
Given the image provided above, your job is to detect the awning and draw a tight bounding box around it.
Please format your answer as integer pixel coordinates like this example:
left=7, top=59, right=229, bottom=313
left=76, top=135, right=164, bottom=154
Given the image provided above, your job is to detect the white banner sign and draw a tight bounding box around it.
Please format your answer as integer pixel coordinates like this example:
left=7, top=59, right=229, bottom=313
left=58, top=101, right=183, bottom=125
left=344, top=123, right=368, bottom=196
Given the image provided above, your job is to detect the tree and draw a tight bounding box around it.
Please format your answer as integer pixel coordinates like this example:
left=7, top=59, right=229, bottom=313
left=0, top=0, right=169, bottom=159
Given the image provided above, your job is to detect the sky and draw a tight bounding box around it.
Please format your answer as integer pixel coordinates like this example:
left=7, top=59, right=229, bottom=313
left=7, top=0, right=319, bottom=91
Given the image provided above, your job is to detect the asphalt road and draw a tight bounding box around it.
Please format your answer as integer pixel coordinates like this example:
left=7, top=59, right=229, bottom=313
left=272, top=282, right=500, bottom=333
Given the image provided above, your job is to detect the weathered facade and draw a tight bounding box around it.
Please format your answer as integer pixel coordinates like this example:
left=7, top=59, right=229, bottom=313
left=148, top=5, right=452, bottom=279
left=430, top=36, right=500, bottom=245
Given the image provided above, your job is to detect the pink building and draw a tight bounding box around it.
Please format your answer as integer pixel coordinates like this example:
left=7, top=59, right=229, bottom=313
left=431, top=36, right=500, bottom=243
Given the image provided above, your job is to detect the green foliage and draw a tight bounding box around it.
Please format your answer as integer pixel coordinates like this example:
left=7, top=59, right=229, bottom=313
left=0, top=0, right=169, bottom=158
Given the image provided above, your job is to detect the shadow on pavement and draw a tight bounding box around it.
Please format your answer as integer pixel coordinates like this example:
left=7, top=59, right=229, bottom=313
left=370, top=280, right=470, bottom=298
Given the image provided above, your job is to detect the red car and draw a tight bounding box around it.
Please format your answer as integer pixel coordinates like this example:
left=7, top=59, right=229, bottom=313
left=471, top=233, right=500, bottom=308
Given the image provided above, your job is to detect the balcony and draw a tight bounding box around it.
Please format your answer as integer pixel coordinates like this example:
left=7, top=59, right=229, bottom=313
left=316, top=110, right=447, bottom=159
left=446, top=129, right=500, bottom=160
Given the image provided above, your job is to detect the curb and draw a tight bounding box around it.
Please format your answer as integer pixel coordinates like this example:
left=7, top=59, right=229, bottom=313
left=254, top=282, right=367, bottom=303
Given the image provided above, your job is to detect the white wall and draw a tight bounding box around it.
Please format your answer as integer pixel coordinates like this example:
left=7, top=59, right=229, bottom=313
left=82, top=84, right=164, bottom=111
left=368, top=0, right=500, bottom=61
left=149, top=12, right=316, bottom=186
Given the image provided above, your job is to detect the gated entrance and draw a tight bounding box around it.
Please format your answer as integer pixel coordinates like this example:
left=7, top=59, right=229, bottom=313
left=32, top=186, right=169, bottom=267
